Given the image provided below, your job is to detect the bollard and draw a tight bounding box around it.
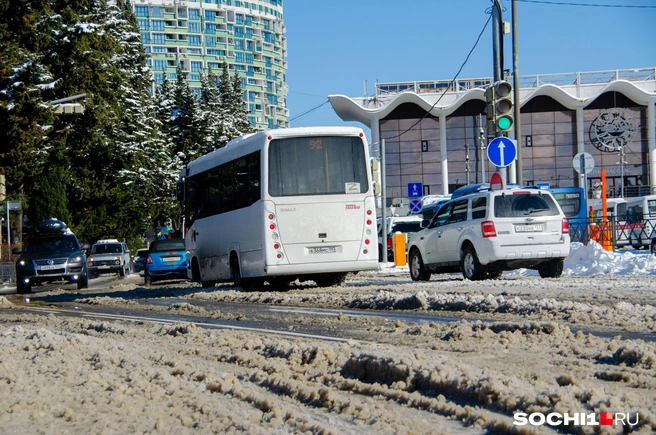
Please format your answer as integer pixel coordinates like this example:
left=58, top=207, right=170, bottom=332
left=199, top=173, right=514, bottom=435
left=393, top=232, right=407, bottom=266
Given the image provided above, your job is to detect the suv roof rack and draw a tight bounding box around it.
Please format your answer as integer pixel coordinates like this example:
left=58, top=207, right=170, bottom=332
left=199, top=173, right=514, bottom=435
left=35, top=218, right=68, bottom=234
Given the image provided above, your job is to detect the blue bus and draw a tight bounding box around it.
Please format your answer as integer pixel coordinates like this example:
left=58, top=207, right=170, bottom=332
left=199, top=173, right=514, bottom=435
left=548, top=187, right=588, bottom=242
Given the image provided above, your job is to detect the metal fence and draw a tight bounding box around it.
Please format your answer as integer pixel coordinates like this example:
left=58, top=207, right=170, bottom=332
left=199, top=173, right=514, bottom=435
left=569, top=217, right=656, bottom=251
left=1, top=262, right=15, bottom=283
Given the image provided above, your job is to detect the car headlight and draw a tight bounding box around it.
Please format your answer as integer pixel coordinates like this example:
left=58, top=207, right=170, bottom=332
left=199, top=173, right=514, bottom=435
left=69, top=255, right=84, bottom=263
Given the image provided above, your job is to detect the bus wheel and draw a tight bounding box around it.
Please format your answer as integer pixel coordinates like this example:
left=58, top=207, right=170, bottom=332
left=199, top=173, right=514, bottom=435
left=651, top=240, right=656, bottom=255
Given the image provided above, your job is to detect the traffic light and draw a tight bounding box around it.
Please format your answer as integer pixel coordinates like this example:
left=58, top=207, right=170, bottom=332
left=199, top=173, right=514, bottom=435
left=485, top=81, right=514, bottom=135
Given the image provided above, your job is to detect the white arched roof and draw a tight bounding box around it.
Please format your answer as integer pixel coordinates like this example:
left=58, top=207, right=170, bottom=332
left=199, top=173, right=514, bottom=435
left=329, top=79, right=656, bottom=128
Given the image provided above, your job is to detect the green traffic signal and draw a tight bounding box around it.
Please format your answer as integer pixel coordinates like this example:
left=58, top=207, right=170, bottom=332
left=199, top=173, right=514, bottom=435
left=497, top=115, right=512, bottom=130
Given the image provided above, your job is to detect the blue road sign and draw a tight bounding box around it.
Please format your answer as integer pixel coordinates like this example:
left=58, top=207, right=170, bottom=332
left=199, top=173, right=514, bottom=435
left=408, top=182, right=423, bottom=198
left=408, top=199, right=423, bottom=214
left=487, top=137, right=517, bottom=167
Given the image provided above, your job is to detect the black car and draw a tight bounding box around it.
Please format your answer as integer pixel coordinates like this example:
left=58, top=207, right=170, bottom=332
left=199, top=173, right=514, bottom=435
left=13, top=219, right=90, bottom=294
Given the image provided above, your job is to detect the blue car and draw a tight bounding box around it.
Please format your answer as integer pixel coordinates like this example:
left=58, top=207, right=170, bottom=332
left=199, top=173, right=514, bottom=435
left=144, top=238, right=187, bottom=285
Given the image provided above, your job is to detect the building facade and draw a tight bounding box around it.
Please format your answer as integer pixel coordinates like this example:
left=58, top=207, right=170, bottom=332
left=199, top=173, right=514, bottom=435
left=329, top=68, right=656, bottom=200
left=130, top=0, right=288, bottom=130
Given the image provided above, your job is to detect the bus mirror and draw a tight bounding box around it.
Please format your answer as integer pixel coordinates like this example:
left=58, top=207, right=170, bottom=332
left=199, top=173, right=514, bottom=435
left=176, top=180, right=185, bottom=202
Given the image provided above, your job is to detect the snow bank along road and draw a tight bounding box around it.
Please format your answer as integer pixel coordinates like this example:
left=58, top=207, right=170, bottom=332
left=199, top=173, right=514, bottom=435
left=1, top=247, right=656, bottom=433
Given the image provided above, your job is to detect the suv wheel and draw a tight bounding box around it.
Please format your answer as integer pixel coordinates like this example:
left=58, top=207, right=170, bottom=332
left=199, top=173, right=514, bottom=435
left=461, top=246, right=486, bottom=281
left=537, top=258, right=564, bottom=278
left=16, top=281, right=31, bottom=294
left=77, top=274, right=89, bottom=290
left=409, top=249, right=431, bottom=281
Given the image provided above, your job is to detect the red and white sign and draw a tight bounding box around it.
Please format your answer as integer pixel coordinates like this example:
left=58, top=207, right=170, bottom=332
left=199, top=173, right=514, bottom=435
left=490, top=172, right=504, bottom=190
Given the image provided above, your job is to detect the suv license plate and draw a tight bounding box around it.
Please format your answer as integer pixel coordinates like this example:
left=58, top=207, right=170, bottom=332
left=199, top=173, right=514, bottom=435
left=40, top=265, right=60, bottom=270
left=515, top=224, right=544, bottom=232
left=309, top=246, right=337, bottom=254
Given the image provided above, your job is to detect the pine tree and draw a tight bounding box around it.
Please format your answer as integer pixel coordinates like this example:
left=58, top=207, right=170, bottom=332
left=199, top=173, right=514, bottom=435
left=170, top=65, right=204, bottom=164
left=199, top=68, right=225, bottom=152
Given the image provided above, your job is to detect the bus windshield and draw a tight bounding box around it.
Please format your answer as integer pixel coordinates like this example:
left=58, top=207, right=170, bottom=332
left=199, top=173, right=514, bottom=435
left=551, top=192, right=582, bottom=218
left=268, top=135, right=369, bottom=197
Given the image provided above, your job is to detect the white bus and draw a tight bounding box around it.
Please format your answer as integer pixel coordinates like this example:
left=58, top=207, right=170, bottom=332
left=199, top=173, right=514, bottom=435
left=622, top=195, right=656, bottom=251
left=177, top=126, right=378, bottom=290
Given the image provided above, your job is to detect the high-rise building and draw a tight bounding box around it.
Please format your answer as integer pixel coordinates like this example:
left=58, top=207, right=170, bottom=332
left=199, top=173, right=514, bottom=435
left=130, top=0, right=288, bottom=130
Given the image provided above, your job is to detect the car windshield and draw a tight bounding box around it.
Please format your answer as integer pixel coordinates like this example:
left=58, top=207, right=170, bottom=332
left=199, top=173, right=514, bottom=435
left=24, top=235, right=79, bottom=253
left=151, top=241, right=185, bottom=252
left=91, top=243, right=122, bottom=254
left=494, top=193, right=560, bottom=217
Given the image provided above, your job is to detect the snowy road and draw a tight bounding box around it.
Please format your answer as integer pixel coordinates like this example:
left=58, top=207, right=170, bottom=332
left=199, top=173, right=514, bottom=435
left=1, top=242, right=655, bottom=433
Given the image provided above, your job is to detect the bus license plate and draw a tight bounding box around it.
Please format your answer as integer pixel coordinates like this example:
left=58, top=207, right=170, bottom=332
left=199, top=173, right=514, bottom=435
left=309, top=246, right=337, bottom=254
left=515, top=224, right=543, bottom=232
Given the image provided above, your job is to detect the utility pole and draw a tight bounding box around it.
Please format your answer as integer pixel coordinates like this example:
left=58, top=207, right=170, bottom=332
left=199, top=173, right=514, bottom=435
left=512, top=0, right=523, bottom=185
left=380, top=138, right=387, bottom=260
left=479, top=121, right=486, bottom=181
left=465, top=143, right=471, bottom=185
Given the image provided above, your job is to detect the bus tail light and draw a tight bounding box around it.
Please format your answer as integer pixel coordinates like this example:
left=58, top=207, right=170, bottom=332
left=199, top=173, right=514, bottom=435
left=562, top=218, right=569, bottom=235
left=481, top=221, right=497, bottom=238
left=364, top=208, right=375, bottom=254
left=268, top=210, right=284, bottom=260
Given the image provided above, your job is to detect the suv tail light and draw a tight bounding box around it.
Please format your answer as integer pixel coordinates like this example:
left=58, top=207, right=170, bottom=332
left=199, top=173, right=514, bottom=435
left=387, top=238, right=393, bottom=249
left=562, top=218, right=569, bottom=235
left=481, top=220, right=497, bottom=238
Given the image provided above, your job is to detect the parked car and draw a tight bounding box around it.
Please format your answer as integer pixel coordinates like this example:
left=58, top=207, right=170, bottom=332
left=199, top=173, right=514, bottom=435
left=132, top=248, right=149, bottom=273
left=13, top=218, right=90, bottom=294
left=378, top=216, right=424, bottom=262
left=144, top=238, right=187, bottom=285
left=407, top=185, right=570, bottom=281
left=87, top=239, right=132, bottom=278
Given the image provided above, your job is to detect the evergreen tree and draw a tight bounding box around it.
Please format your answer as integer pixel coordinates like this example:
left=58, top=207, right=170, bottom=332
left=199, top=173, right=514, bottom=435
left=27, top=163, right=72, bottom=225
left=170, top=65, right=204, bottom=164
left=231, top=72, right=254, bottom=135
left=199, top=68, right=225, bottom=152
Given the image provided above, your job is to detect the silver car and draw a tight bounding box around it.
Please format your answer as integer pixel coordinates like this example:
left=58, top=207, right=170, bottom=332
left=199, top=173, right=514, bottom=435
left=87, top=239, right=132, bottom=278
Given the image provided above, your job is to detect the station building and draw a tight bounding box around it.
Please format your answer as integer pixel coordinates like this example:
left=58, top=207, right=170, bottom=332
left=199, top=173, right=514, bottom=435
left=328, top=68, right=656, bottom=200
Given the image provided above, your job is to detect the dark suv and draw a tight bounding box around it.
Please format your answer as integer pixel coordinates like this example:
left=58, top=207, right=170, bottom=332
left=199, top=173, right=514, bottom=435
left=13, top=219, right=90, bottom=294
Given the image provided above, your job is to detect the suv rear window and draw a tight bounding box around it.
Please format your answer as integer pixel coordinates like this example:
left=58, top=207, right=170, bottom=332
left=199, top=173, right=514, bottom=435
left=151, top=240, right=185, bottom=252
left=494, top=193, right=560, bottom=218
left=390, top=222, right=422, bottom=235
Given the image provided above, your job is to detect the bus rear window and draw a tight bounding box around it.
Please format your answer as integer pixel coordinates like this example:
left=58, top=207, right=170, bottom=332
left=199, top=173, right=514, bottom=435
left=268, top=136, right=369, bottom=197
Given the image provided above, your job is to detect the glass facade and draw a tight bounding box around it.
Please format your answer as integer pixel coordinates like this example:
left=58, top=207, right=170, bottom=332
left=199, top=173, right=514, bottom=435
left=130, top=0, right=288, bottom=130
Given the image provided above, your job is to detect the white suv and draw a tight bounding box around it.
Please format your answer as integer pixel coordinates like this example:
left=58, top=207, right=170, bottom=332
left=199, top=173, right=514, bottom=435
left=407, top=186, right=570, bottom=281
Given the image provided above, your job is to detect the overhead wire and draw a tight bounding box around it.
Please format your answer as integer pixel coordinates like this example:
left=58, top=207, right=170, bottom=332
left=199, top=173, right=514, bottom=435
left=383, top=13, right=493, bottom=140
left=514, top=0, right=656, bottom=8
left=288, top=99, right=329, bottom=124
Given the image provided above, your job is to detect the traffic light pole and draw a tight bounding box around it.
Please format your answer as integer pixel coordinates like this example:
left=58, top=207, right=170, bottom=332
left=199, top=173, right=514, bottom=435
left=491, top=0, right=506, bottom=185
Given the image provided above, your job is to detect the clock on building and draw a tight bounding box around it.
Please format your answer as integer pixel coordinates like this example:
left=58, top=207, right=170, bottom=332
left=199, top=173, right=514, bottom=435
left=589, top=108, right=638, bottom=152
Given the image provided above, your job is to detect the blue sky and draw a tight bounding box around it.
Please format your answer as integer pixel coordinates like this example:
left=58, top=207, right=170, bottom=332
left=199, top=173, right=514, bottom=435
left=283, top=0, right=656, bottom=132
